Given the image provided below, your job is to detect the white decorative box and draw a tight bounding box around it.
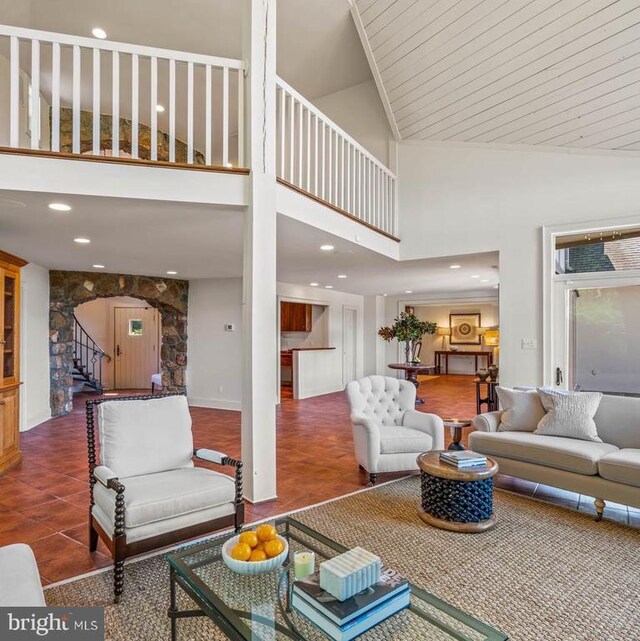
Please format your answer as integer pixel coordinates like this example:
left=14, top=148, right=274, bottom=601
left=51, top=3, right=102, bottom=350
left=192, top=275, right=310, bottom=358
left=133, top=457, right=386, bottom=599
left=319, top=547, right=381, bottom=602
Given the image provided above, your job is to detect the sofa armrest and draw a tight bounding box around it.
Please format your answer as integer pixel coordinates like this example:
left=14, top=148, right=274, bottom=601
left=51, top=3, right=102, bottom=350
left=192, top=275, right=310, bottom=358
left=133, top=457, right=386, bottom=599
left=472, top=411, right=503, bottom=432
left=93, top=465, right=119, bottom=488
left=402, top=410, right=445, bottom=450
left=350, top=414, right=382, bottom=472
left=194, top=449, right=243, bottom=506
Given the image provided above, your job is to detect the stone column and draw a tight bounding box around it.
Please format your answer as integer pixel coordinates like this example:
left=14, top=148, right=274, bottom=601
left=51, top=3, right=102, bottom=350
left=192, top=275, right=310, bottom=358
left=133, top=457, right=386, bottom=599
left=240, top=0, right=278, bottom=503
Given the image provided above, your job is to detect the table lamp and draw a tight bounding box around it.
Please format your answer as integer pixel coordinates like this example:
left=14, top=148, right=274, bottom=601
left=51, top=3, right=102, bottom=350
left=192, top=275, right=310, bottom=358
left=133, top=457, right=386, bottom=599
left=484, top=328, right=500, bottom=364
left=436, top=326, right=451, bottom=350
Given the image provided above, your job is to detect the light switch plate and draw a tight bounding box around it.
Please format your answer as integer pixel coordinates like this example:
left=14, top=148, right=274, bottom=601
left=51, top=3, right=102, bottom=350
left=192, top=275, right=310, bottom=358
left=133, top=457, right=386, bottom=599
left=521, top=338, right=537, bottom=350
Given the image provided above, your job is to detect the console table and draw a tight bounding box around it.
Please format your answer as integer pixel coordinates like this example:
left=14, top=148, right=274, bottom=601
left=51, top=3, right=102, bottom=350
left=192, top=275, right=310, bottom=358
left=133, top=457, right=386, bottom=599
left=388, top=363, right=436, bottom=405
left=435, top=350, right=493, bottom=374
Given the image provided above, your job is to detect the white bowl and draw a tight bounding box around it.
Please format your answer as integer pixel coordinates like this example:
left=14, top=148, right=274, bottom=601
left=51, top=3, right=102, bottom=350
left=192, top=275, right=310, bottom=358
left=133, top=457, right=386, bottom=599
left=221, top=534, right=289, bottom=575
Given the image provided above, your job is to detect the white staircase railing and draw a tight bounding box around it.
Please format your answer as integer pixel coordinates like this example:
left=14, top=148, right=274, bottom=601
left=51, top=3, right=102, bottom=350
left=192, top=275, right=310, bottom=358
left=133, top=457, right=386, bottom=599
left=276, top=76, right=398, bottom=239
left=0, top=25, right=245, bottom=167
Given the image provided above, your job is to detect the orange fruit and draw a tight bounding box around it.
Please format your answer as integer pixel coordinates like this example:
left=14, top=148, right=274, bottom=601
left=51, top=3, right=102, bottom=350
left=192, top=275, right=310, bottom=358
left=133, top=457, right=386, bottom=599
left=254, top=542, right=265, bottom=552
left=263, top=538, right=285, bottom=558
left=256, top=524, right=277, bottom=543
left=238, top=531, right=259, bottom=548
left=230, top=542, right=252, bottom=562
left=249, top=549, right=267, bottom=562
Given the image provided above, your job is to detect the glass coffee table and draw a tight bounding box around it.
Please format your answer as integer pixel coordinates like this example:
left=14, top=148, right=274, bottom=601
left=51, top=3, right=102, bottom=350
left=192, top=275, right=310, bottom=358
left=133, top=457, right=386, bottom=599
left=166, top=517, right=508, bottom=641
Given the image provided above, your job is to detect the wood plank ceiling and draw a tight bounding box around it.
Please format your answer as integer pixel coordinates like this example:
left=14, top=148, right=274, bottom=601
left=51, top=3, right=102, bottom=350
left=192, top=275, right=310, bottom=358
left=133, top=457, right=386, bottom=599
left=351, top=0, right=640, bottom=151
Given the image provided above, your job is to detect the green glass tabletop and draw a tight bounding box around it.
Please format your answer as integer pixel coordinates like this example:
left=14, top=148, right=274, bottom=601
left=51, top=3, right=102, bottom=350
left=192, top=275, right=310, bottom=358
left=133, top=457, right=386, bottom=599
left=166, top=517, right=508, bottom=641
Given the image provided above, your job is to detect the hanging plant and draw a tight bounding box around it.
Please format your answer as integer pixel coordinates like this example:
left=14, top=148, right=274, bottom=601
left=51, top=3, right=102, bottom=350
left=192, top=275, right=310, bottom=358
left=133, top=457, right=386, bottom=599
left=378, top=312, right=437, bottom=364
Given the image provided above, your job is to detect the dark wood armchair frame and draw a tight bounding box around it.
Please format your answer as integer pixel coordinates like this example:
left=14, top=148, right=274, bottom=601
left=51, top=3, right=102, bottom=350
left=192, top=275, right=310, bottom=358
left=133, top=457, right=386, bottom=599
left=86, top=392, right=244, bottom=603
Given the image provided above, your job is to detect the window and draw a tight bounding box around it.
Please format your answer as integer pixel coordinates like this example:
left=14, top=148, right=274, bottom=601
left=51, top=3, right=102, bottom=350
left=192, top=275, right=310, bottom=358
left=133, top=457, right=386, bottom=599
left=555, top=228, right=640, bottom=274
left=128, top=319, right=143, bottom=336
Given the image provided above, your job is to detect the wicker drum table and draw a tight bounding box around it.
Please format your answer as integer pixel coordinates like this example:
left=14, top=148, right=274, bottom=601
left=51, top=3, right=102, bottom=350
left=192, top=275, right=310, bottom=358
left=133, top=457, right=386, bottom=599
left=417, top=451, right=499, bottom=533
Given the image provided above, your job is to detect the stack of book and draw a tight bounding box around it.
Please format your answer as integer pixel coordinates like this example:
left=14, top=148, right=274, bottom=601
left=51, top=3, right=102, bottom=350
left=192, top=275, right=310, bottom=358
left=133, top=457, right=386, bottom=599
left=291, top=566, right=410, bottom=641
left=440, top=450, right=487, bottom=468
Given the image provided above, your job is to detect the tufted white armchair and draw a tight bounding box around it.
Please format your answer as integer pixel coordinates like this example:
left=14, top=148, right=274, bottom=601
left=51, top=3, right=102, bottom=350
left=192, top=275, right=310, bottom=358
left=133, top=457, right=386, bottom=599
left=346, top=375, right=444, bottom=484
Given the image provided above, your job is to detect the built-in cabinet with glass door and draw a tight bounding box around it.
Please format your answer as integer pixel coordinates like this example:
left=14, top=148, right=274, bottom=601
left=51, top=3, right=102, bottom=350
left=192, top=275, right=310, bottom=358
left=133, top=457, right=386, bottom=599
left=0, top=251, right=26, bottom=475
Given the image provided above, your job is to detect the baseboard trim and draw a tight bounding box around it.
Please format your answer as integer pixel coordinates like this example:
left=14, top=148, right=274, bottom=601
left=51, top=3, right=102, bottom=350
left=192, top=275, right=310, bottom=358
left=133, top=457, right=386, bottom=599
left=188, top=397, right=241, bottom=412
left=22, top=410, right=52, bottom=432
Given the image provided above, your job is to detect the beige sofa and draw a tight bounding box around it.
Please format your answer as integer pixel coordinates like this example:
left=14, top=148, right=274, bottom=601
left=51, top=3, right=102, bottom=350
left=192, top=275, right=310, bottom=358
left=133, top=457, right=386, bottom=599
left=470, top=393, right=640, bottom=519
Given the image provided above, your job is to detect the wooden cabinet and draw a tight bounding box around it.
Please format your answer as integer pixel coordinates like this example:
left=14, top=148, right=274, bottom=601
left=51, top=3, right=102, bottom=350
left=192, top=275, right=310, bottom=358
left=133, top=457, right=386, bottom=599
left=0, top=250, right=26, bottom=475
left=281, top=302, right=312, bottom=332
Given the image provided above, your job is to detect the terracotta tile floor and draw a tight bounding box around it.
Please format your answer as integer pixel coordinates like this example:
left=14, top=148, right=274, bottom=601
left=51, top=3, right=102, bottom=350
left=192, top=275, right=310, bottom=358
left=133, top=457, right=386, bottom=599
left=0, top=374, right=637, bottom=586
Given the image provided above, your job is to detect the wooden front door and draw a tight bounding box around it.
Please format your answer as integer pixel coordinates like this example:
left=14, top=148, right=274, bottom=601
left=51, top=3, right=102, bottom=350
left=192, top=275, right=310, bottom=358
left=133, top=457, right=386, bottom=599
left=114, top=307, right=160, bottom=389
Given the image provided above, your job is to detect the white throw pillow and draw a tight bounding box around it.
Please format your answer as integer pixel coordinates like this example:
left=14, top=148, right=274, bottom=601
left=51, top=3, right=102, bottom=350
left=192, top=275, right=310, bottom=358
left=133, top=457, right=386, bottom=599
left=496, top=387, right=546, bottom=432
left=535, top=389, right=603, bottom=442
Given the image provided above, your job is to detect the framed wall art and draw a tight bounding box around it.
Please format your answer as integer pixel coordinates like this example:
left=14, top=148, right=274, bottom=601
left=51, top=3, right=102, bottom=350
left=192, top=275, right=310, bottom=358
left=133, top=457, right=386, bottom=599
left=449, top=313, right=481, bottom=345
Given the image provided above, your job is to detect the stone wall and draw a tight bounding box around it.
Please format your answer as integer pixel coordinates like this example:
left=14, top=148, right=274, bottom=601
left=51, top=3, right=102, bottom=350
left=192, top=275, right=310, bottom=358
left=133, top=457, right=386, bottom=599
left=50, top=271, right=188, bottom=417
left=56, top=107, right=206, bottom=164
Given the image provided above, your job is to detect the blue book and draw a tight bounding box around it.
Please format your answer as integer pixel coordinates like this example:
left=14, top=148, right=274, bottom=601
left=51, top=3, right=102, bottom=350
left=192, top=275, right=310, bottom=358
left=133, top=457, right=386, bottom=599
left=292, top=567, right=408, bottom=626
left=291, top=587, right=411, bottom=641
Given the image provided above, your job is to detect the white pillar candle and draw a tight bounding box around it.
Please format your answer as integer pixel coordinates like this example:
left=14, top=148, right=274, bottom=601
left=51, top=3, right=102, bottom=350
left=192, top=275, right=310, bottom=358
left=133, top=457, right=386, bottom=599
left=294, top=551, right=315, bottom=579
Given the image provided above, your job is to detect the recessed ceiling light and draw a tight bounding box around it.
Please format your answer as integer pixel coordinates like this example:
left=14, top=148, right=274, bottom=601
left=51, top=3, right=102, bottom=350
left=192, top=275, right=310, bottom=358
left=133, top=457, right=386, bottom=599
left=166, top=270, right=177, bottom=275
left=92, top=264, right=105, bottom=269
left=48, top=202, right=71, bottom=212
left=471, top=275, right=480, bottom=278
left=383, top=294, right=388, bottom=297
left=480, top=279, right=490, bottom=283
left=493, top=285, right=499, bottom=289
left=325, top=285, right=333, bottom=289
left=156, top=104, right=165, bottom=113
left=91, top=27, right=107, bottom=39
left=74, top=237, right=90, bottom=244
left=337, top=274, right=347, bottom=279
left=450, top=264, right=461, bottom=269
left=405, top=290, right=413, bottom=294
left=309, top=282, right=319, bottom=287
left=320, top=244, right=334, bottom=251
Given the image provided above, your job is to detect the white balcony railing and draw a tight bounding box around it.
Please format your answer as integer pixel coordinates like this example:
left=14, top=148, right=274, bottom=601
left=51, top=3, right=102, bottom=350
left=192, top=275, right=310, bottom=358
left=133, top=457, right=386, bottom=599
left=0, top=25, right=245, bottom=167
left=276, top=77, right=398, bottom=239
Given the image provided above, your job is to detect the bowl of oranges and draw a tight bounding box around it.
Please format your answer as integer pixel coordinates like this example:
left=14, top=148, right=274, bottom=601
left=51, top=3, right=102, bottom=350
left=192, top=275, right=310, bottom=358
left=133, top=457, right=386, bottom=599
left=222, top=523, right=288, bottom=575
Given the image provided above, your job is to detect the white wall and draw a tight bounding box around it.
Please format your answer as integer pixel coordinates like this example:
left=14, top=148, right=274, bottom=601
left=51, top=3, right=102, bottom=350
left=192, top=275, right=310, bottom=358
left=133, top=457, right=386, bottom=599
left=187, top=277, right=243, bottom=411
left=313, top=80, right=393, bottom=167
left=414, top=301, right=498, bottom=375
left=186, top=278, right=365, bottom=409
left=74, top=296, right=152, bottom=391
left=20, top=262, right=50, bottom=431
left=398, top=143, right=640, bottom=387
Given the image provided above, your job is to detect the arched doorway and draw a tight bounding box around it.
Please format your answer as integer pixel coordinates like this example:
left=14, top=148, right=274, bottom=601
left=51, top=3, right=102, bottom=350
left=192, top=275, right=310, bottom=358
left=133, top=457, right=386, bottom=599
left=49, top=270, right=188, bottom=417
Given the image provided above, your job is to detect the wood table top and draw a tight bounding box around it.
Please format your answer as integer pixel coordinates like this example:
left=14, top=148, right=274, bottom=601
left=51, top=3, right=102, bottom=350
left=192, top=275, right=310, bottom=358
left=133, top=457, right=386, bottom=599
left=417, top=451, right=498, bottom=481
left=387, top=363, right=437, bottom=372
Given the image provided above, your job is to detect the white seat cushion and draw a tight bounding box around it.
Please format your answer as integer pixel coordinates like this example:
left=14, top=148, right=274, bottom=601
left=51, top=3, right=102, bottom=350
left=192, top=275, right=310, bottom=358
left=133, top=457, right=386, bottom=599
left=98, top=395, right=194, bottom=478
left=379, top=425, right=432, bottom=455
left=0, top=543, right=46, bottom=606
left=598, top=449, right=640, bottom=488
left=93, top=467, right=235, bottom=528
left=469, top=431, right=618, bottom=475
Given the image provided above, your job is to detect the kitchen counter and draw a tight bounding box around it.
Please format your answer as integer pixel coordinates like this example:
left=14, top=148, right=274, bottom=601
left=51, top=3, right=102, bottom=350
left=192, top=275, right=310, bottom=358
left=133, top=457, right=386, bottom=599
left=280, top=348, right=341, bottom=399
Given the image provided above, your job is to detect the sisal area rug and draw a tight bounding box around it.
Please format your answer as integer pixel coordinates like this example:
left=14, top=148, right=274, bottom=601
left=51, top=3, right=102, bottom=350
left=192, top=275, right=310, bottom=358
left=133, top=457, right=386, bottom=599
left=46, top=477, right=640, bottom=641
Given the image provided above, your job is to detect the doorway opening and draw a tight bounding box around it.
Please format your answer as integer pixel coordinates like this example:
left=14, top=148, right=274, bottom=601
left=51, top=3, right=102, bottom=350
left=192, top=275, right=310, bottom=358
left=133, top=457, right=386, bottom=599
left=74, top=297, right=161, bottom=394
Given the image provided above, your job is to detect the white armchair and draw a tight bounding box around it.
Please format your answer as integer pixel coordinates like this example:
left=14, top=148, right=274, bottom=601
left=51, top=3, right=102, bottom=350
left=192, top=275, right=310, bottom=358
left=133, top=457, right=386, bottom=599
left=86, top=393, right=243, bottom=604
left=346, top=376, right=444, bottom=484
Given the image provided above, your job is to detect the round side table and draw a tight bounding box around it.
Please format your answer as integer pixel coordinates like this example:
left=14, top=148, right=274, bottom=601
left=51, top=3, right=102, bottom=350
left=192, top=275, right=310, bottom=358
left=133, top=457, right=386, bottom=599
left=416, top=451, right=498, bottom=533
left=443, top=419, right=472, bottom=450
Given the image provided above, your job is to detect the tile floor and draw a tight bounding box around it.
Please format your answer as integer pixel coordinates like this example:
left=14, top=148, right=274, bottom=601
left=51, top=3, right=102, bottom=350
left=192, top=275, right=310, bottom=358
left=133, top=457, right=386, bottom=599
left=0, top=374, right=636, bottom=586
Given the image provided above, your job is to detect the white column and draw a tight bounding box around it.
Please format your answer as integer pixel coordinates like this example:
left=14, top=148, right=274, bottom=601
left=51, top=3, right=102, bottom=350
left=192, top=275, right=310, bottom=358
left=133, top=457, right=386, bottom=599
left=363, top=295, right=387, bottom=376
left=241, top=0, right=278, bottom=503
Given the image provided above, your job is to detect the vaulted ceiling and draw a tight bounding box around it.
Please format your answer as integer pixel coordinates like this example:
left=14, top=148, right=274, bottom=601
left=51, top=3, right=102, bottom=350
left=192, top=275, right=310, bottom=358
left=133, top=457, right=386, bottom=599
left=350, top=0, right=640, bottom=151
